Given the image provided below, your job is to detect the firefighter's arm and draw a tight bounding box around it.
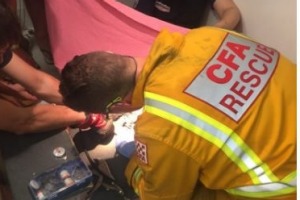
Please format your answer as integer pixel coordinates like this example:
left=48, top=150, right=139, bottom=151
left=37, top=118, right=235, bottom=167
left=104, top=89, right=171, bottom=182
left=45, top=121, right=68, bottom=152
left=125, top=137, right=199, bottom=200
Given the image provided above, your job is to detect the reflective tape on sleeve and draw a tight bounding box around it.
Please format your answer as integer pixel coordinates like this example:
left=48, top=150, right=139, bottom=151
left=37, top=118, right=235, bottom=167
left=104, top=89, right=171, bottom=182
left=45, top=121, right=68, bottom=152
left=144, top=91, right=278, bottom=185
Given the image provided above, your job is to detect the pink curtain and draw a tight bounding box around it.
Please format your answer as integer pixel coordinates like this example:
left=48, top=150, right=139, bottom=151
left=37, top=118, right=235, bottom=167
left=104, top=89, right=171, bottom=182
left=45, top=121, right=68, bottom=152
left=45, top=0, right=188, bottom=71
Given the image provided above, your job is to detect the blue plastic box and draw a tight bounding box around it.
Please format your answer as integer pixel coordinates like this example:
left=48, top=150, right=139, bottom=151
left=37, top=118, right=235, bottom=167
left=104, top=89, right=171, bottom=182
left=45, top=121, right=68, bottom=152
left=28, top=158, right=93, bottom=200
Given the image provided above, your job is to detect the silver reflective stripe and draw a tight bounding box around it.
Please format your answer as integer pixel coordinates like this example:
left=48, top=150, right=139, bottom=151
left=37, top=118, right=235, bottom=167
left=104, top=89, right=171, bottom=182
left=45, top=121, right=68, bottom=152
left=233, top=180, right=296, bottom=192
left=226, top=172, right=296, bottom=198
left=144, top=91, right=277, bottom=185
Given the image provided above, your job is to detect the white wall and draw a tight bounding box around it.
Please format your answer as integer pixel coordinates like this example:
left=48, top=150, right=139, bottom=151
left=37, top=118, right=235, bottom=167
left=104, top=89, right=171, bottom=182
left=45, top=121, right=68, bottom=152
left=208, top=0, right=297, bottom=63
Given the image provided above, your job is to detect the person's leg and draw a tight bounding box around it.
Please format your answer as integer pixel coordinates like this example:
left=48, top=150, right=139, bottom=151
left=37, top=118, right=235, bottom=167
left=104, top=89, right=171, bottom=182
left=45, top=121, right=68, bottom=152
left=23, top=0, right=53, bottom=64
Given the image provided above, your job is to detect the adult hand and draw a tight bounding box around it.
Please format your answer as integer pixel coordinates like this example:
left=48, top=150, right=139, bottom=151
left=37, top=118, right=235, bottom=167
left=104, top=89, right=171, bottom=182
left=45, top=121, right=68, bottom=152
left=0, top=78, right=38, bottom=101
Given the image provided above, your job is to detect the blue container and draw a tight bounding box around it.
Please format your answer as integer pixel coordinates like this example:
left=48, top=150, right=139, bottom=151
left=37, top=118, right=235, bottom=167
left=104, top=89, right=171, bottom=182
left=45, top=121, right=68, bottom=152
left=28, top=158, right=93, bottom=200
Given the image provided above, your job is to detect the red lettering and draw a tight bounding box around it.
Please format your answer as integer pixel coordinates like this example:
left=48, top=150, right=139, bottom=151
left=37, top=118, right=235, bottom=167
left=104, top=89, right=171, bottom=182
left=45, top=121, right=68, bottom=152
left=206, top=64, right=232, bottom=84
left=249, top=59, right=268, bottom=74
left=217, top=50, right=239, bottom=70
left=227, top=42, right=250, bottom=59
left=231, top=81, right=254, bottom=101
left=219, top=94, right=244, bottom=114
left=240, top=71, right=261, bottom=87
left=257, top=44, right=275, bottom=56
left=254, top=48, right=273, bottom=63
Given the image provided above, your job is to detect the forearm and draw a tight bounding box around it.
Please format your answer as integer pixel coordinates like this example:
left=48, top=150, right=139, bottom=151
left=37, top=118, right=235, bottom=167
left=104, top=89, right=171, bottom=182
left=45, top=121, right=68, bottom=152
left=19, top=104, right=86, bottom=134
left=214, top=7, right=241, bottom=30
left=3, top=53, right=63, bottom=104
left=0, top=100, right=86, bottom=134
left=31, top=70, right=63, bottom=104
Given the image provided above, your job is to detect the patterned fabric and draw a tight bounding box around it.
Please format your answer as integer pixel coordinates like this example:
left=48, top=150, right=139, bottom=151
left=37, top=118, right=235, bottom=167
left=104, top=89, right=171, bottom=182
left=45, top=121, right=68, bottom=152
left=135, top=140, right=148, bottom=164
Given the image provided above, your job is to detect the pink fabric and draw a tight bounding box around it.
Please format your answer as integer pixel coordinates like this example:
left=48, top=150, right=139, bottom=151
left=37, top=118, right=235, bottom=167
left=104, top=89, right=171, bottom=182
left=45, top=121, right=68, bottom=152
left=45, top=0, right=188, bottom=71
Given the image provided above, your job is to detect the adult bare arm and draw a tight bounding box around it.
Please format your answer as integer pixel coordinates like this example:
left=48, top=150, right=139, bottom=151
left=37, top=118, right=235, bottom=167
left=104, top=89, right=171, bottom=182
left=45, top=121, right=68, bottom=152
left=2, top=52, right=63, bottom=104
left=213, top=0, right=241, bottom=30
left=0, top=99, right=86, bottom=135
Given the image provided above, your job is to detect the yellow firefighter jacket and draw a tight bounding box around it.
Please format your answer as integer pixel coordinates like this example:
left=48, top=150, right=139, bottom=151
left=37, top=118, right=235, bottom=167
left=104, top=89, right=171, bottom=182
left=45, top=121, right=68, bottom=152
left=125, top=27, right=296, bottom=200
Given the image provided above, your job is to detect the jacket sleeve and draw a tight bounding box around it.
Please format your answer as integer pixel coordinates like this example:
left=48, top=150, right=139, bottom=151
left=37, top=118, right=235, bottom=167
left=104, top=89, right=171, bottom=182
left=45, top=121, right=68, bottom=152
left=125, top=136, right=200, bottom=200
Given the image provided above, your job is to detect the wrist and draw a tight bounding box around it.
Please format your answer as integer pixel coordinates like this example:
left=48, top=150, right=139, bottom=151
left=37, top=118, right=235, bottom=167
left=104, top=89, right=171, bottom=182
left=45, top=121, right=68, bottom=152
left=75, top=113, right=107, bottom=130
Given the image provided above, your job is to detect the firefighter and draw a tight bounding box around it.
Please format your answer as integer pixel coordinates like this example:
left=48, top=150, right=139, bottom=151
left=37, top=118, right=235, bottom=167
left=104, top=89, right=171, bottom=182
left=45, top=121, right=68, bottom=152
left=59, top=27, right=296, bottom=200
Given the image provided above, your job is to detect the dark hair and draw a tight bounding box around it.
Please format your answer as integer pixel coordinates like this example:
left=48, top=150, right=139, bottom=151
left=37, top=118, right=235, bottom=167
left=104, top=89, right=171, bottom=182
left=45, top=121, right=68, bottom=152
left=60, top=51, right=135, bottom=113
